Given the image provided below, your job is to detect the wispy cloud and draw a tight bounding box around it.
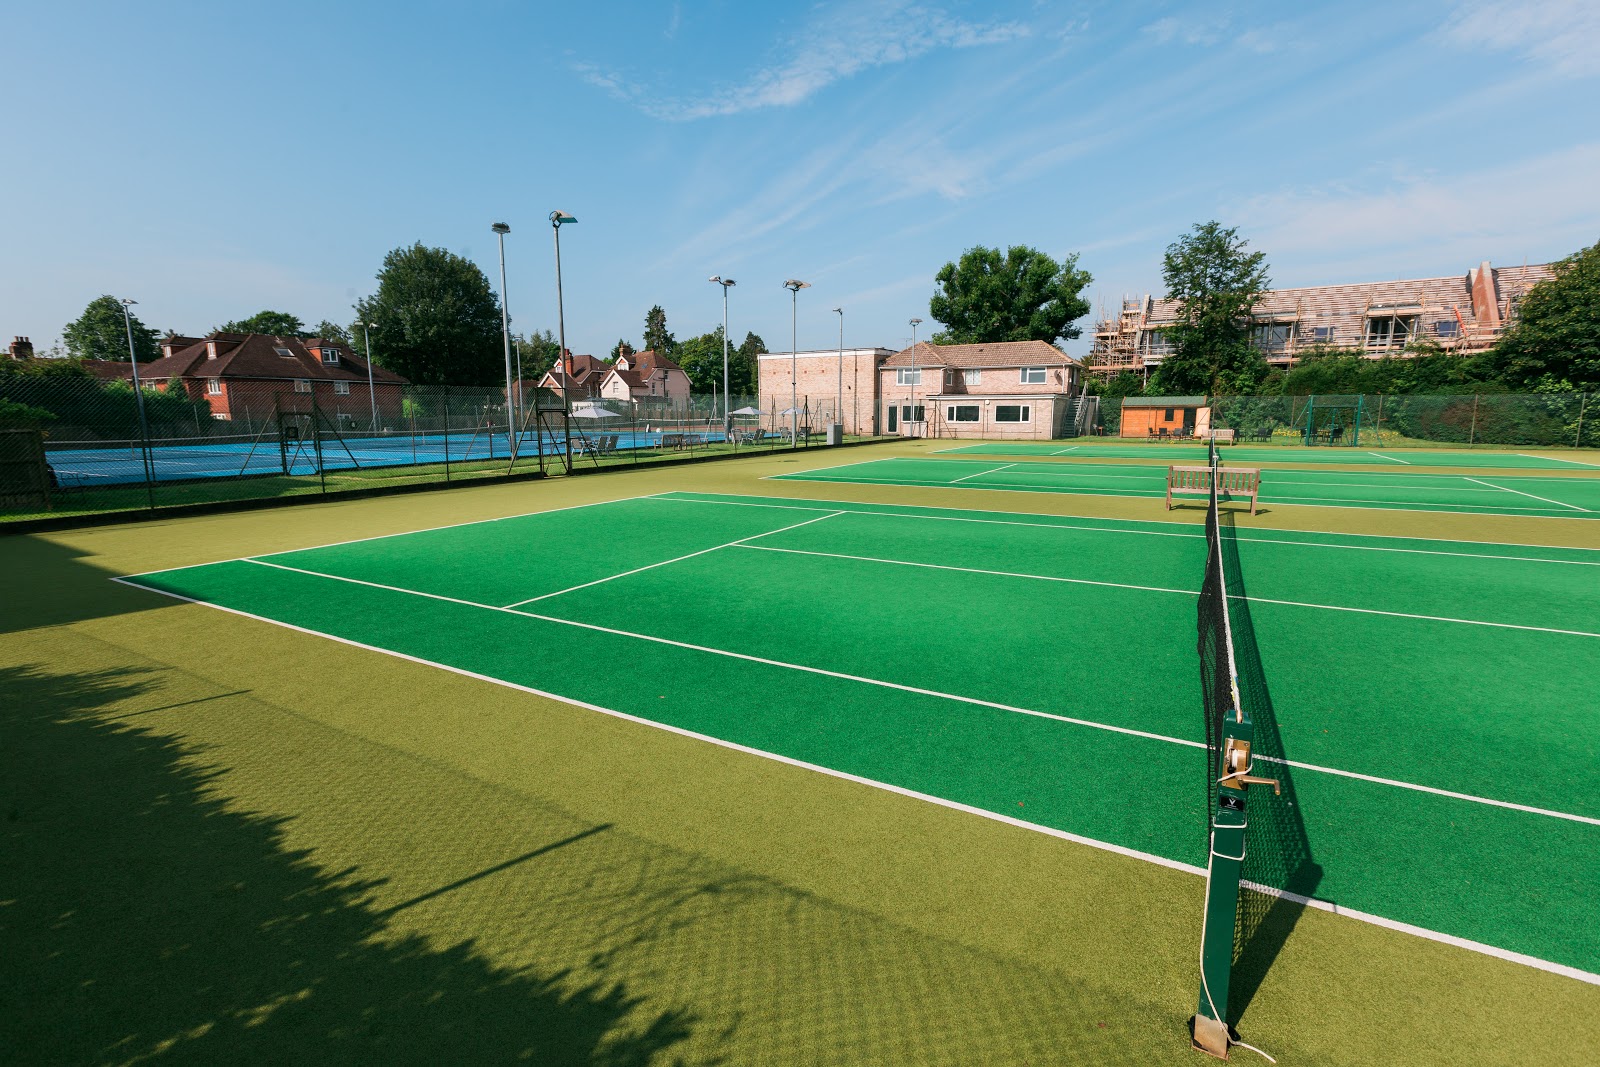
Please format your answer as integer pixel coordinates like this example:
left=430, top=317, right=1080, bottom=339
left=579, top=1, right=1029, bottom=121
left=1141, top=14, right=1282, bottom=54
left=1231, top=143, right=1600, bottom=280
left=1442, top=0, right=1600, bottom=78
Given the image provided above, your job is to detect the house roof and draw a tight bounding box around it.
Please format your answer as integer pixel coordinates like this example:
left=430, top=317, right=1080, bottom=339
left=881, top=340, right=1078, bottom=369
left=78, top=359, right=136, bottom=381
left=617, top=348, right=684, bottom=377
left=137, top=333, right=407, bottom=385
left=540, top=352, right=610, bottom=386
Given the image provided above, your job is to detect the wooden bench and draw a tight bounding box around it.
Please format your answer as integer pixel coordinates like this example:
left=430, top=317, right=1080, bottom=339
left=1206, top=428, right=1236, bottom=445
left=1166, top=464, right=1261, bottom=515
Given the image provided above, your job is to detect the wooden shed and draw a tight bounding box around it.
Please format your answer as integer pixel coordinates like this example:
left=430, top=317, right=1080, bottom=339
left=1119, top=396, right=1210, bottom=438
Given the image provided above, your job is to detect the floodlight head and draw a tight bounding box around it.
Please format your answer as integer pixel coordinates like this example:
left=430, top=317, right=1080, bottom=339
left=782, top=279, right=810, bottom=292
left=491, top=222, right=511, bottom=235
left=910, top=317, right=923, bottom=326
left=709, top=275, right=721, bottom=284
left=832, top=307, right=842, bottom=314
left=550, top=210, right=577, bottom=226
left=120, top=298, right=138, bottom=307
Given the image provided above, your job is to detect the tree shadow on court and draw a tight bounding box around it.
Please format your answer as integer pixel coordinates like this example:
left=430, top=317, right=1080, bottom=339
left=0, top=662, right=700, bottom=1065
left=1218, top=514, right=1324, bottom=1023
left=0, top=534, right=177, bottom=636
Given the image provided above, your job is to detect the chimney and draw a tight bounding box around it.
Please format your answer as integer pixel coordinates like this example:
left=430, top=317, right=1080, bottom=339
left=9, top=336, right=34, bottom=360
left=1469, top=261, right=1500, bottom=327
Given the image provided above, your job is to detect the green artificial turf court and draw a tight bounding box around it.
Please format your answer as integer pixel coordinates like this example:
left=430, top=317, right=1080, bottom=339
left=934, top=441, right=1600, bottom=469
left=776, top=456, right=1600, bottom=518
left=116, top=490, right=1600, bottom=985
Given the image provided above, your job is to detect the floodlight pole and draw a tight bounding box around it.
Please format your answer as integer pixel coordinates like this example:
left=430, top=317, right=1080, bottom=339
left=710, top=276, right=736, bottom=436
left=492, top=222, right=517, bottom=460
left=551, top=210, right=577, bottom=469
left=119, top=298, right=156, bottom=499
left=909, top=317, right=923, bottom=438
left=833, top=307, right=844, bottom=435
left=783, top=280, right=810, bottom=444
left=361, top=321, right=379, bottom=430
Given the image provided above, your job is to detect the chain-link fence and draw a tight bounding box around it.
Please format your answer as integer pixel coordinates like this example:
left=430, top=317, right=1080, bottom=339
left=1, top=369, right=878, bottom=525
left=1096, top=392, right=1598, bottom=449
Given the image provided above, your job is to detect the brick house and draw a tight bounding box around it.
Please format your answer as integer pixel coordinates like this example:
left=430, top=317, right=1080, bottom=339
left=880, top=340, right=1082, bottom=439
left=598, top=348, right=691, bottom=404
left=131, top=333, right=407, bottom=426
left=1087, top=259, right=1556, bottom=382
left=755, top=347, right=896, bottom=435
left=538, top=352, right=612, bottom=400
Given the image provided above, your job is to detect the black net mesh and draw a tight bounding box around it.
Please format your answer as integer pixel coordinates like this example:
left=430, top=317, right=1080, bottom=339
left=1196, top=439, right=1232, bottom=826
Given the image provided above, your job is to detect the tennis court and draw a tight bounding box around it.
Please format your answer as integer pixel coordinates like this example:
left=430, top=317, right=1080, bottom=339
left=935, top=441, right=1600, bottom=470
left=776, top=457, right=1600, bottom=518
left=116, top=490, right=1600, bottom=982
left=48, top=428, right=729, bottom=487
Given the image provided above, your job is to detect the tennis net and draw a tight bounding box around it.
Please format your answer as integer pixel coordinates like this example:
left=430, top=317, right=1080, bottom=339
left=1197, top=436, right=1239, bottom=824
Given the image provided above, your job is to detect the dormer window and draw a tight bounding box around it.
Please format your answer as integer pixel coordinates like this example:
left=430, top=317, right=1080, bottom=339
left=206, top=341, right=218, bottom=358
left=274, top=347, right=294, bottom=357
left=319, top=348, right=340, bottom=364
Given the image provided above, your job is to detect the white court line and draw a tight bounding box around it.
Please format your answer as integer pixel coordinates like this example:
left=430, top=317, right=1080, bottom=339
left=94, top=573, right=1600, bottom=987
left=503, top=511, right=843, bottom=607
left=733, top=542, right=1600, bottom=639
left=1050, top=445, right=1083, bottom=455
left=131, top=559, right=1600, bottom=824
left=736, top=543, right=1197, bottom=597
left=951, top=462, right=1018, bottom=483
left=1466, top=476, right=1591, bottom=513
left=655, top=493, right=1600, bottom=560
left=1521, top=453, right=1600, bottom=468
left=1370, top=452, right=1410, bottom=464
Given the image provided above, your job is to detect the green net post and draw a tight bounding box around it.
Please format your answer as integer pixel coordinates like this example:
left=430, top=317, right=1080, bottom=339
left=1193, top=712, right=1255, bottom=1058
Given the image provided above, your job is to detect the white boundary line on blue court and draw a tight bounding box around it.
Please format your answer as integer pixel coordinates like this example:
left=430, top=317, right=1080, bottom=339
left=106, top=571, right=1600, bottom=987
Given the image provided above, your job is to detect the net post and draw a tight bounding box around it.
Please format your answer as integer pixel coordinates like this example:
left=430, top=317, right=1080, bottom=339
left=1193, top=713, right=1255, bottom=1058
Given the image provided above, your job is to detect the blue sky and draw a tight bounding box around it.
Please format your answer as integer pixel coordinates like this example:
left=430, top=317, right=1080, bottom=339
left=3, top=1, right=1597, bottom=359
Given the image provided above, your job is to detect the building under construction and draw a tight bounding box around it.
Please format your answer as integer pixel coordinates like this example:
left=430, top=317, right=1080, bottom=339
left=1084, top=259, right=1553, bottom=382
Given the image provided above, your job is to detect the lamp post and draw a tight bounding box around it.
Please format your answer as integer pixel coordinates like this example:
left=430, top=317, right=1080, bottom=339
left=119, top=298, right=155, bottom=495
left=360, top=321, right=379, bottom=430
left=832, top=307, right=843, bottom=435
left=491, top=222, right=516, bottom=459
left=909, top=317, right=923, bottom=438
left=709, top=276, right=736, bottom=437
left=783, top=279, right=810, bottom=444
left=550, top=210, right=577, bottom=468
left=514, top=337, right=524, bottom=432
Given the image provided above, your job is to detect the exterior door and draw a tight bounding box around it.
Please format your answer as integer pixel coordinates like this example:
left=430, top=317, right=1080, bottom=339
left=887, top=402, right=898, bottom=434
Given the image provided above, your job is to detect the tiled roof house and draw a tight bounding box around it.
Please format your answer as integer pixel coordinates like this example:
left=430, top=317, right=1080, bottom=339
left=599, top=348, right=691, bottom=403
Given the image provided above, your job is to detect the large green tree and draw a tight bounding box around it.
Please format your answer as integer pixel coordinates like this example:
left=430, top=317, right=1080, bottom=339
left=642, top=306, right=676, bottom=356
left=314, top=321, right=353, bottom=345
left=610, top=339, right=636, bottom=361
left=216, top=310, right=306, bottom=337
left=1488, top=240, right=1600, bottom=390
left=62, top=295, right=160, bottom=362
left=675, top=327, right=730, bottom=394
left=928, top=245, right=1092, bottom=344
left=514, top=329, right=561, bottom=380
left=353, top=243, right=503, bottom=385
left=1149, top=221, right=1271, bottom=395
left=732, top=332, right=764, bottom=398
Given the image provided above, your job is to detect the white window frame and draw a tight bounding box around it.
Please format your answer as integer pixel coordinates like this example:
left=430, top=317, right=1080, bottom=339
left=995, top=404, right=1031, bottom=423
left=294, top=379, right=312, bottom=393
left=964, top=369, right=981, bottom=385
left=274, top=347, right=294, bottom=358
left=320, top=349, right=340, bottom=364
left=900, top=403, right=925, bottom=423
left=206, top=378, right=222, bottom=395
left=1019, top=367, right=1046, bottom=384
left=1309, top=326, right=1335, bottom=343
left=895, top=367, right=922, bottom=386
left=333, top=380, right=350, bottom=395
left=946, top=405, right=980, bottom=423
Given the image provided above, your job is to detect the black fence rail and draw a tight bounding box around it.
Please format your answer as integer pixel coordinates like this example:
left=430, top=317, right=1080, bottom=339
left=1, top=371, right=880, bottom=526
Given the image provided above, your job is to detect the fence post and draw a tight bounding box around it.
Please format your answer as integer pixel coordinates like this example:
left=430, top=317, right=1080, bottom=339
left=443, top=388, right=452, bottom=483
left=1576, top=393, right=1588, bottom=449
left=311, top=390, right=327, bottom=493
left=1469, top=394, right=1479, bottom=446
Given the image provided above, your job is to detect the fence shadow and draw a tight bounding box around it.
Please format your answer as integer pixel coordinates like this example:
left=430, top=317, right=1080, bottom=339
left=1218, top=515, right=1324, bottom=1022
left=0, top=662, right=699, bottom=1065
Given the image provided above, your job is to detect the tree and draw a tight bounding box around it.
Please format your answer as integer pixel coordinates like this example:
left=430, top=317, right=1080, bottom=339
left=353, top=243, right=503, bottom=386
left=732, top=332, right=764, bottom=398
left=674, top=328, right=728, bottom=394
left=928, top=245, right=1092, bottom=345
left=1148, top=221, right=1271, bottom=395
left=313, top=321, right=353, bottom=345
left=514, top=330, right=561, bottom=380
left=642, top=306, right=675, bottom=356
left=610, top=339, right=635, bottom=361
left=216, top=310, right=306, bottom=337
left=62, top=296, right=159, bottom=363
left=1489, top=240, right=1600, bottom=390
